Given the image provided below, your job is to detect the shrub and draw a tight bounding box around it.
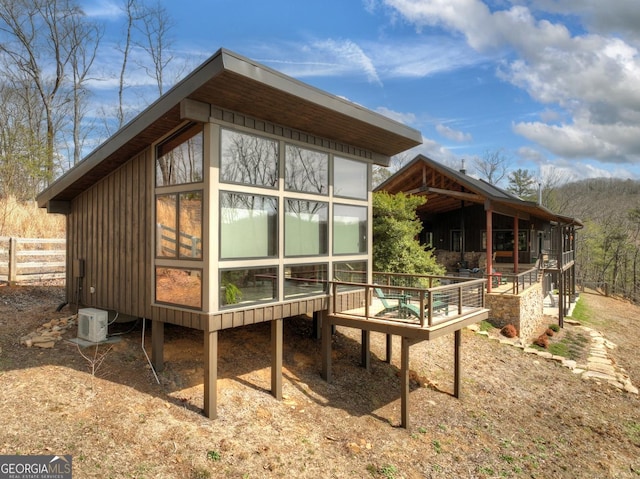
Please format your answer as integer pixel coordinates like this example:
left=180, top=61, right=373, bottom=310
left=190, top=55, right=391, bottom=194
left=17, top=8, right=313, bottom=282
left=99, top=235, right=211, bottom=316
left=534, top=334, right=549, bottom=348
left=500, top=324, right=518, bottom=338
left=548, top=324, right=560, bottom=332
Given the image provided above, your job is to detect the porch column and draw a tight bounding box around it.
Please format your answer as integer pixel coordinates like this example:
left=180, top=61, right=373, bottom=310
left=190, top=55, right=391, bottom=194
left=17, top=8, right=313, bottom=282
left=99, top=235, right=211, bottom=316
left=486, top=205, right=494, bottom=293
left=513, top=215, right=519, bottom=273
left=203, top=330, right=218, bottom=419
left=151, top=320, right=164, bottom=372
left=385, top=334, right=393, bottom=363
left=271, top=318, right=283, bottom=400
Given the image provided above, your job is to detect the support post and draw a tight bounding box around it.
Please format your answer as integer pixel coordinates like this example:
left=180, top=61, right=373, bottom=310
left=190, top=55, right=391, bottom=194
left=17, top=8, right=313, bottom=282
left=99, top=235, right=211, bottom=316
left=203, top=330, right=218, bottom=419
left=486, top=206, right=494, bottom=293
left=8, top=237, right=17, bottom=285
left=454, top=329, right=462, bottom=398
left=385, top=334, right=393, bottom=363
left=513, top=214, right=519, bottom=273
left=400, top=336, right=410, bottom=429
left=151, top=320, right=164, bottom=372
left=311, top=311, right=321, bottom=339
left=361, top=330, right=371, bottom=370
left=321, top=311, right=332, bottom=382
left=271, top=318, right=283, bottom=401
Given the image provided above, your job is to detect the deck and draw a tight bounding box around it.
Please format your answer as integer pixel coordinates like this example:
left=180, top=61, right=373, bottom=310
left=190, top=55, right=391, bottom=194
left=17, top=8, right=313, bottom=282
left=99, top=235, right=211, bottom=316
left=322, top=276, right=490, bottom=428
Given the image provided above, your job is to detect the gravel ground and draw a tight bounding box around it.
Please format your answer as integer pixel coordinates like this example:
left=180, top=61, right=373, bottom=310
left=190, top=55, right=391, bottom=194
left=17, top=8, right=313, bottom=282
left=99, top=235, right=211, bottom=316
left=0, top=285, right=639, bottom=478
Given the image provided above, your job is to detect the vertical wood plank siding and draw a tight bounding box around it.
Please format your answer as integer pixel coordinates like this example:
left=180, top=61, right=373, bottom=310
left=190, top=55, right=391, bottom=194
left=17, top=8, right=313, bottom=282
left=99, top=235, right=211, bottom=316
left=67, top=150, right=154, bottom=321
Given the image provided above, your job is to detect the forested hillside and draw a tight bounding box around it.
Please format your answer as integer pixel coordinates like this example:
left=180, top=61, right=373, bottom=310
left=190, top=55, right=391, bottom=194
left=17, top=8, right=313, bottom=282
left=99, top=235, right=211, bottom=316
left=549, top=178, right=640, bottom=302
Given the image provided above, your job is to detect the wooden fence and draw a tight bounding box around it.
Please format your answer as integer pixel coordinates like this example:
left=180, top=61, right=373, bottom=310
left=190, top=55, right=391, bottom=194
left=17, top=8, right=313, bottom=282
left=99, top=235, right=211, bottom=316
left=0, top=237, right=66, bottom=284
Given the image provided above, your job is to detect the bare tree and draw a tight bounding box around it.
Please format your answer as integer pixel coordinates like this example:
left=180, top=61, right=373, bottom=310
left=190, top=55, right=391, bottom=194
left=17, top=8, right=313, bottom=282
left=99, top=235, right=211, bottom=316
left=473, top=149, right=510, bottom=185
left=134, top=0, right=177, bottom=96
left=0, top=0, right=94, bottom=183
left=116, top=0, right=138, bottom=129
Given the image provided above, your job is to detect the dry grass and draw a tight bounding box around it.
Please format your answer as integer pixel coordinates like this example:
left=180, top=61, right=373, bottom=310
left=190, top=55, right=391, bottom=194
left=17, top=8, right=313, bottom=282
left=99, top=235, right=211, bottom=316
left=0, top=287, right=639, bottom=478
left=0, top=197, right=65, bottom=238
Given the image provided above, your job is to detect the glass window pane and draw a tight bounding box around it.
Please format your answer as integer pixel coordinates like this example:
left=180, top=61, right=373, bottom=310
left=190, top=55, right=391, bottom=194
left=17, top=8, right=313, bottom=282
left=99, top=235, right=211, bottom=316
left=285, top=144, right=328, bottom=194
left=155, top=267, right=202, bottom=309
left=220, top=192, right=278, bottom=258
left=285, top=199, right=328, bottom=256
left=178, top=192, right=202, bottom=259
left=334, top=261, right=367, bottom=289
left=156, top=124, right=203, bottom=186
left=220, top=128, right=278, bottom=187
left=333, top=204, right=367, bottom=254
left=334, top=156, right=367, bottom=199
left=284, top=264, right=327, bottom=298
left=220, top=267, right=277, bottom=307
left=156, top=194, right=177, bottom=258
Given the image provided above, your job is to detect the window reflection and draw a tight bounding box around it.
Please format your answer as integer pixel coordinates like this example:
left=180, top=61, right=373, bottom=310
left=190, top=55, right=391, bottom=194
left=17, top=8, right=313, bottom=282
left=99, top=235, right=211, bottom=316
left=156, top=124, right=203, bottom=186
left=220, top=267, right=277, bottom=306
left=284, top=264, right=327, bottom=298
left=285, top=199, right=328, bottom=256
left=220, top=192, right=278, bottom=258
left=334, top=156, right=367, bottom=199
left=333, top=261, right=367, bottom=290
left=156, top=192, right=202, bottom=259
left=155, top=267, right=202, bottom=309
left=333, top=204, right=367, bottom=254
left=285, top=144, right=328, bottom=194
left=220, top=128, right=278, bottom=187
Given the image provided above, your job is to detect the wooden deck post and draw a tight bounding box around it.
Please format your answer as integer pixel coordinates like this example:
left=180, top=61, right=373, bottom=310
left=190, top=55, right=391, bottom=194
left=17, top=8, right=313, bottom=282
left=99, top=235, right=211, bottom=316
left=203, top=330, right=218, bottom=419
left=361, top=330, right=371, bottom=370
left=151, top=320, right=164, bottom=372
left=321, top=311, right=332, bottom=382
left=311, top=311, right=321, bottom=339
left=8, top=237, right=17, bottom=285
left=271, top=318, right=283, bottom=400
left=453, top=329, right=462, bottom=398
left=400, top=336, right=410, bottom=429
left=385, top=334, right=393, bottom=363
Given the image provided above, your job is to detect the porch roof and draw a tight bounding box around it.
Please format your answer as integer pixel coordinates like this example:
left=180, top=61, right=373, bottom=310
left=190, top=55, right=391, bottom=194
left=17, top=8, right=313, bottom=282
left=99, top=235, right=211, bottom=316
left=376, top=155, right=582, bottom=226
left=38, top=48, right=422, bottom=207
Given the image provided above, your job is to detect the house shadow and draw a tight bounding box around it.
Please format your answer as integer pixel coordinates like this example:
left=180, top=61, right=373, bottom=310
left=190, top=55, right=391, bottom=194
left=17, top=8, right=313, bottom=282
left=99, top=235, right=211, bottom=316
left=4, top=291, right=457, bottom=425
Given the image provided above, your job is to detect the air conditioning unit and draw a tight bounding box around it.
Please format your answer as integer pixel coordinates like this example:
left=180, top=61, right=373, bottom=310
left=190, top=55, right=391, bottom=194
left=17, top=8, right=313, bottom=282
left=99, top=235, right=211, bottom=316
left=77, top=308, right=108, bottom=343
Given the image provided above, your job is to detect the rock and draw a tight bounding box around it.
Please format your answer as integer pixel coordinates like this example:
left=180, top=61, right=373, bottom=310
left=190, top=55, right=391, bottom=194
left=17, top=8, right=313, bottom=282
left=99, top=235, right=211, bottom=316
left=34, top=341, right=55, bottom=349
left=624, top=384, right=639, bottom=394
left=562, top=360, right=577, bottom=370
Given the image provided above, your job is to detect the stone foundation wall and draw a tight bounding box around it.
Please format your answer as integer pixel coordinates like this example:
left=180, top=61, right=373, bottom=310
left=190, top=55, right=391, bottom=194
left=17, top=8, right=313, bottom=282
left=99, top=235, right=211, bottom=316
left=485, top=283, right=545, bottom=341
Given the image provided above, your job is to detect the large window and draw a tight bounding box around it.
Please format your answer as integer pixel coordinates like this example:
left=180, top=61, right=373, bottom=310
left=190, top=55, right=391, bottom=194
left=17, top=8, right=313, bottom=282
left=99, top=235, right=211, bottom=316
left=220, top=267, right=277, bottom=307
left=334, top=261, right=367, bottom=290
left=334, top=156, right=367, bottom=199
left=285, top=144, right=328, bottom=194
left=155, top=267, right=202, bottom=309
left=284, top=264, right=327, bottom=298
left=156, top=192, right=203, bottom=259
left=220, top=128, right=278, bottom=187
left=333, top=204, right=367, bottom=254
left=285, top=199, right=328, bottom=256
left=156, top=124, right=203, bottom=186
left=220, top=192, right=278, bottom=259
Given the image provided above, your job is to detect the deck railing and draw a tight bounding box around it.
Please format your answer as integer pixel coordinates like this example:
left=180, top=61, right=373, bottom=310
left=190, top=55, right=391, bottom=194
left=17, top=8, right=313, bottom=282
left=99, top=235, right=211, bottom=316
left=330, top=274, right=486, bottom=328
left=499, top=267, right=540, bottom=295
left=0, top=237, right=66, bottom=284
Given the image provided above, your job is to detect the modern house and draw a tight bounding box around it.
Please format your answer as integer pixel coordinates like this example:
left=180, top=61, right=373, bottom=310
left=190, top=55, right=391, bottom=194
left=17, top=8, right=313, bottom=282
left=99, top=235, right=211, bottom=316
left=376, top=155, right=582, bottom=336
left=37, top=49, right=489, bottom=426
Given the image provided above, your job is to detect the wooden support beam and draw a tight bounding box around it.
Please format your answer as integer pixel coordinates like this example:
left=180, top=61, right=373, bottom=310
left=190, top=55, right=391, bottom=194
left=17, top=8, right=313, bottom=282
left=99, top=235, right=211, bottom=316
left=321, top=311, right=332, bottom=382
left=203, top=331, right=218, bottom=419
left=453, top=329, right=462, bottom=399
left=271, top=319, right=283, bottom=401
left=400, top=336, right=410, bottom=429
left=311, top=311, right=321, bottom=339
left=361, top=330, right=371, bottom=370
left=151, top=320, right=164, bottom=372
left=385, top=334, right=393, bottom=363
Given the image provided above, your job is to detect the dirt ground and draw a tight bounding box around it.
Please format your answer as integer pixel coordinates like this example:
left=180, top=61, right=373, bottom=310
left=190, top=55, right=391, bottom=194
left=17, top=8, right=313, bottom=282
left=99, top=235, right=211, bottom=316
left=0, top=285, right=639, bottom=479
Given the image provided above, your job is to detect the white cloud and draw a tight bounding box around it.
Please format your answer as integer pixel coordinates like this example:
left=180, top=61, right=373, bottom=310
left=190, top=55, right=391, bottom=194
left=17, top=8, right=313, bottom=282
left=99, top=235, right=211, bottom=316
left=382, top=0, right=640, bottom=166
left=436, top=123, right=472, bottom=142
left=79, top=0, right=122, bottom=19
left=376, top=107, right=417, bottom=125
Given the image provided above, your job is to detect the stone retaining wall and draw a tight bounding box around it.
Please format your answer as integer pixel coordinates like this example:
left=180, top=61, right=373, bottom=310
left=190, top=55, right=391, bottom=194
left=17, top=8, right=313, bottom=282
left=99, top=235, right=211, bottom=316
left=485, top=283, right=545, bottom=341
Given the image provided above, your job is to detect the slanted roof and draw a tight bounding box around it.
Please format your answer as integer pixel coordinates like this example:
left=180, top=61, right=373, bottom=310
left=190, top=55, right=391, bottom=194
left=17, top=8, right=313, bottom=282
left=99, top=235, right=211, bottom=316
left=38, top=48, right=422, bottom=207
left=376, top=155, right=582, bottom=226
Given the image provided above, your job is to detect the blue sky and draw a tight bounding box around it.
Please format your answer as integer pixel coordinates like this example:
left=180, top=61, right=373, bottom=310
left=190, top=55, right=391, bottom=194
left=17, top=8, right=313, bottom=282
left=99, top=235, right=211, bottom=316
left=80, top=0, right=640, bottom=184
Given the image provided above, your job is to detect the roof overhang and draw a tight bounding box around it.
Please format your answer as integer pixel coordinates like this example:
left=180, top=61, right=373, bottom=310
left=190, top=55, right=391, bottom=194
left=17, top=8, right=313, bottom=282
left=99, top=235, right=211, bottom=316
left=38, top=48, right=422, bottom=207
